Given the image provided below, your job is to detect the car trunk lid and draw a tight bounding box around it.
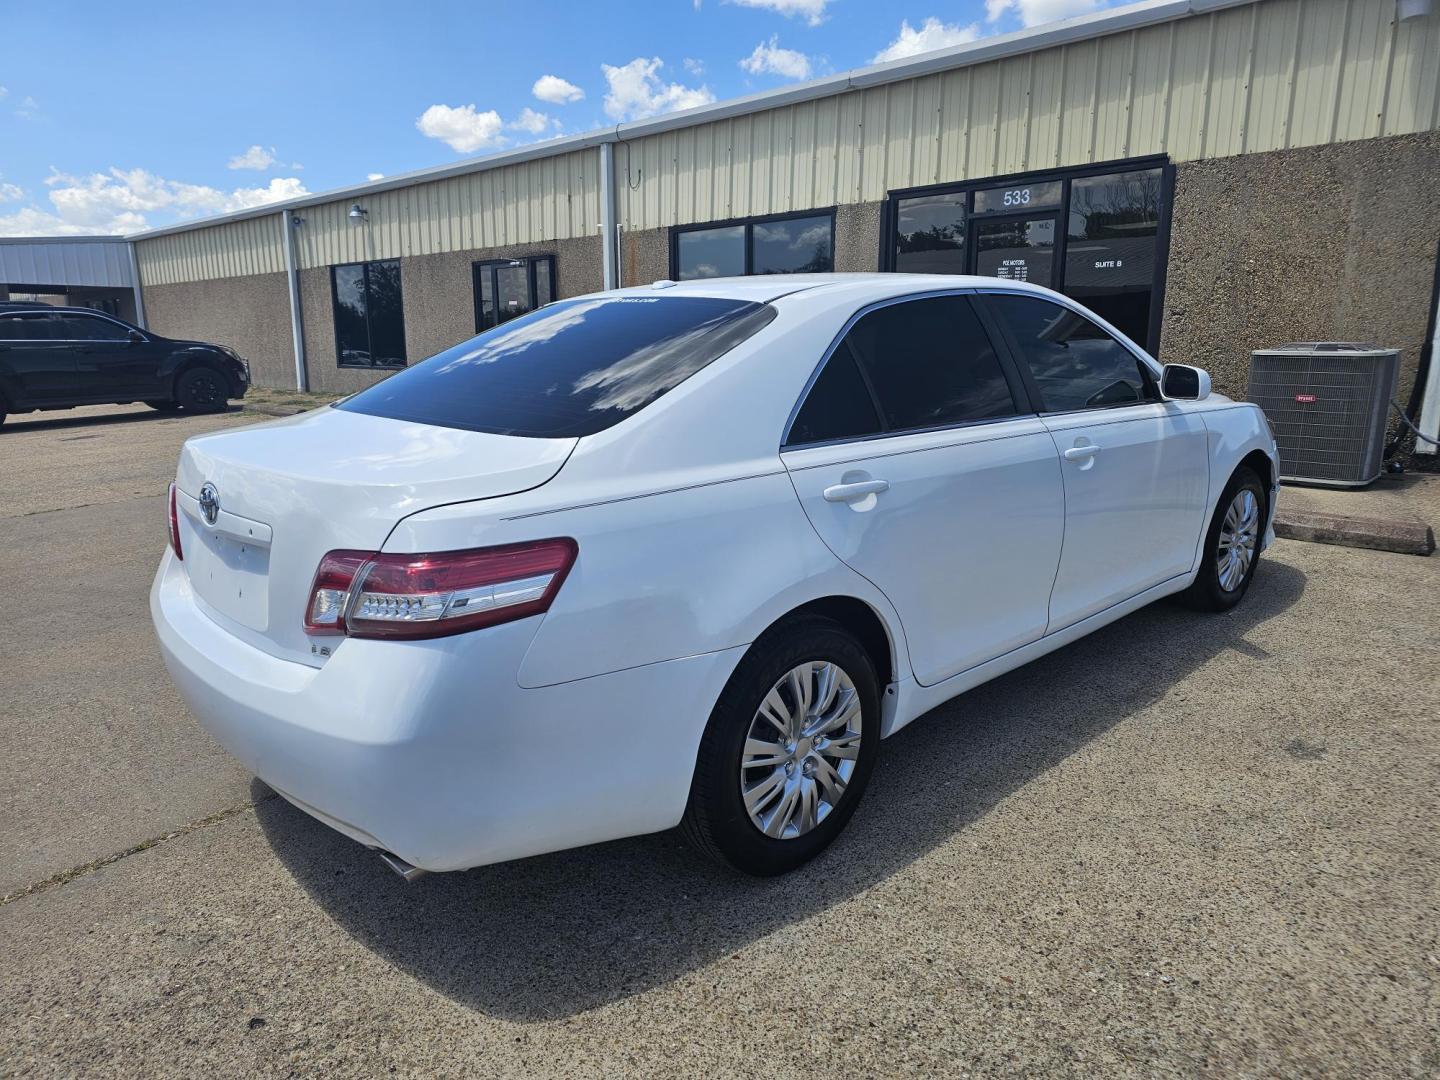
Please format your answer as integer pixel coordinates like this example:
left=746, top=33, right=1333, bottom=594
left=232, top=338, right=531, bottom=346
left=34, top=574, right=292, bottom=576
left=173, top=406, right=575, bottom=665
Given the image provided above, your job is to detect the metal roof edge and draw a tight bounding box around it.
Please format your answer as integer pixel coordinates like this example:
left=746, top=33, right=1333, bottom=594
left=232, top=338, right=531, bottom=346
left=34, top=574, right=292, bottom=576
left=125, top=0, right=1259, bottom=244
left=0, top=234, right=128, bottom=245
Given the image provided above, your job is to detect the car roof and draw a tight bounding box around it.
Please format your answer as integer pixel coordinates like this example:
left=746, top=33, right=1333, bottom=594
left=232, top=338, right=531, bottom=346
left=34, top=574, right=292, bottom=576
left=608, top=272, right=1065, bottom=305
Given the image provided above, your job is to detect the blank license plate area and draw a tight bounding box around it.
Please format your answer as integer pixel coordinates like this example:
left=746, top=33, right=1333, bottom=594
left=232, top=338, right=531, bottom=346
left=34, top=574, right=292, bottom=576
left=188, top=524, right=271, bottom=631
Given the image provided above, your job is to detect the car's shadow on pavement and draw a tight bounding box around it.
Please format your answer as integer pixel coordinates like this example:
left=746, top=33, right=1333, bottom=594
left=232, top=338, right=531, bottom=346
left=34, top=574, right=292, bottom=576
left=255, top=559, right=1305, bottom=1022
left=3, top=404, right=238, bottom=435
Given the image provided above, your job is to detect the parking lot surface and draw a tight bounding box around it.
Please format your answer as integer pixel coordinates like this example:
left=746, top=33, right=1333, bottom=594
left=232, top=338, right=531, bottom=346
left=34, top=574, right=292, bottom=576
left=3, top=404, right=1438, bottom=1077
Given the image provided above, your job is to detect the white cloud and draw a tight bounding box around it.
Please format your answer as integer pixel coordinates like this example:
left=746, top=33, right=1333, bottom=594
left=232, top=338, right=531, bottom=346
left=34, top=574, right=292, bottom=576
left=683, top=57, right=705, bottom=76
left=725, top=0, right=829, bottom=27
left=0, top=86, right=7, bottom=99
left=416, top=103, right=507, bottom=153
left=0, top=181, right=23, bottom=202
left=873, top=17, right=981, bottom=63
left=0, top=167, right=308, bottom=236
left=227, top=144, right=278, bottom=170
left=985, top=0, right=1104, bottom=26
left=366, top=172, right=385, bottom=181
left=509, top=107, right=555, bottom=135
left=740, top=36, right=813, bottom=80
left=602, top=57, right=714, bottom=121
left=532, top=74, right=584, bottom=104
left=14, top=95, right=39, bottom=119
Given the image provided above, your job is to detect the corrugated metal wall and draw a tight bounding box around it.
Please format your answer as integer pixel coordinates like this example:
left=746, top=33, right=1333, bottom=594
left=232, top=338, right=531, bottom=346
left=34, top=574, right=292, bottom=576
left=134, top=214, right=285, bottom=286
left=133, top=0, right=1437, bottom=285
left=618, top=0, right=1440, bottom=228
left=0, top=239, right=133, bottom=288
left=134, top=149, right=599, bottom=285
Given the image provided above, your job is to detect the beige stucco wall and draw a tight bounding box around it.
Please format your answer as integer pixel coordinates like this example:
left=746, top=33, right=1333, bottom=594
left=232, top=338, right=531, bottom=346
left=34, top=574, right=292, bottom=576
left=141, top=272, right=295, bottom=389
left=1160, top=131, right=1440, bottom=400
left=302, top=235, right=605, bottom=397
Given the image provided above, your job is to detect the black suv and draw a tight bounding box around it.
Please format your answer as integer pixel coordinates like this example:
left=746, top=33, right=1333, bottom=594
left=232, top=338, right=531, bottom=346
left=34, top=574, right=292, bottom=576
left=0, top=305, right=249, bottom=427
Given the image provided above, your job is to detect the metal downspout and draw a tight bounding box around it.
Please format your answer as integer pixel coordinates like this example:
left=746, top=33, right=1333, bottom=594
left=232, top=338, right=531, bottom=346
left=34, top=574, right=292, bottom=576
left=281, top=210, right=308, bottom=391
left=126, top=242, right=147, bottom=330
left=599, top=142, right=618, bottom=291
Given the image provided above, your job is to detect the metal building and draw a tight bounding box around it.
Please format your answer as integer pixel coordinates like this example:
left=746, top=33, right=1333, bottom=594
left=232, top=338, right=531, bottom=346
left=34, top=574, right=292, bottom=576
left=10, top=0, right=1440, bottom=447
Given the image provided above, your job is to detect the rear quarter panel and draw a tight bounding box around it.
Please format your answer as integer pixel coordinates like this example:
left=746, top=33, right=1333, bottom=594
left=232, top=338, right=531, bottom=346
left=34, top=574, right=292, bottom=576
left=386, top=472, right=908, bottom=690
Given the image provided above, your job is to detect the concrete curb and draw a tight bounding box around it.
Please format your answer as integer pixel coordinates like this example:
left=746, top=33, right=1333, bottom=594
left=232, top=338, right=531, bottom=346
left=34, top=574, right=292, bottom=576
left=1274, top=509, right=1435, bottom=557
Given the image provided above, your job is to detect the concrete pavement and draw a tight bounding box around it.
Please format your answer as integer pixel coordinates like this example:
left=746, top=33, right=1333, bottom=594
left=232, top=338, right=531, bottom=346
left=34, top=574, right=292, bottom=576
left=2, top=404, right=1438, bottom=1077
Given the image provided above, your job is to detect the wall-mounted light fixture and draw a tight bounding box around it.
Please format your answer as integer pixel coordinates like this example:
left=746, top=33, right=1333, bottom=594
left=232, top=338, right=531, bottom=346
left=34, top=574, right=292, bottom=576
left=348, top=203, right=368, bottom=223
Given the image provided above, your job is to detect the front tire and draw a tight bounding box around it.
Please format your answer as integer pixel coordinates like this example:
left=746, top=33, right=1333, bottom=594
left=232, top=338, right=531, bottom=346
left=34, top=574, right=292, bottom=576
left=1181, top=466, right=1265, bottom=612
left=681, top=616, right=881, bottom=876
left=174, top=367, right=229, bottom=414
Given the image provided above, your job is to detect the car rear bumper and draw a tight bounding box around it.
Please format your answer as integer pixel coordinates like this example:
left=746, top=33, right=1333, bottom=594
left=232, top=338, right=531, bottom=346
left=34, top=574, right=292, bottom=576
left=149, top=550, right=744, bottom=871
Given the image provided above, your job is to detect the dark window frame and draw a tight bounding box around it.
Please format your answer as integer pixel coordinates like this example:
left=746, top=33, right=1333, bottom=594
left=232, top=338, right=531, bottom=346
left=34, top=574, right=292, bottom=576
left=782, top=290, right=1032, bottom=451
left=879, top=156, right=1175, bottom=354
left=331, top=258, right=407, bottom=370
left=472, top=254, right=558, bottom=334
left=670, top=207, right=837, bottom=281
left=971, top=290, right=1162, bottom=416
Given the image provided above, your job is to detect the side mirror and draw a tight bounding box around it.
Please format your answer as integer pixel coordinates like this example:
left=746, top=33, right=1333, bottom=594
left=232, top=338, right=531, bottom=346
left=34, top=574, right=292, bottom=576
left=1161, top=363, right=1211, bottom=401
left=127, top=328, right=145, bottom=344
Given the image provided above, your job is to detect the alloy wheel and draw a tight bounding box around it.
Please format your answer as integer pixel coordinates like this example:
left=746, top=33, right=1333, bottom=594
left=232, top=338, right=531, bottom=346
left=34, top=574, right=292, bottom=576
left=739, top=660, right=863, bottom=840
left=1217, top=488, right=1260, bottom=591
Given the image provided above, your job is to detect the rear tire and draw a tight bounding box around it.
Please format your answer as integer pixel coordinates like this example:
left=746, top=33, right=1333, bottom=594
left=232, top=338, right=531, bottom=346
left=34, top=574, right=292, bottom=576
left=144, top=399, right=181, bottom=412
left=174, top=367, right=229, bottom=414
left=1180, top=466, right=1265, bottom=612
left=681, top=616, right=881, bottom=876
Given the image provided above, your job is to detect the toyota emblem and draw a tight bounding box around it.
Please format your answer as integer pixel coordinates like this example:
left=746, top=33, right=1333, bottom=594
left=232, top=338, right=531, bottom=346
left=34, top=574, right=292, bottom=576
left=198, top=482, right=221, bottom=526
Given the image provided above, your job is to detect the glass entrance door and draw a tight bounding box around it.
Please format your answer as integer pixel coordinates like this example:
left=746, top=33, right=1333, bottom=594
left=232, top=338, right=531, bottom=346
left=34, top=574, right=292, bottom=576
left=971, top=215, right=1058, bottom=288
left=473, top=255, right=556, bottom=333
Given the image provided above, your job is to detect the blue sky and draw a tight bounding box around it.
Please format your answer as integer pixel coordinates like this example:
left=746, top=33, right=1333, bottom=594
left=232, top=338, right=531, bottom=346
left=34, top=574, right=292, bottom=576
left=0, top=0, right=1118, bottom=236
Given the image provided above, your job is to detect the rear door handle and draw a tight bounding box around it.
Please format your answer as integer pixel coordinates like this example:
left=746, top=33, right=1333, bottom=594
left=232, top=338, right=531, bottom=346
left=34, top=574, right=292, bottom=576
left=823, top=479, right=890, bottom=502
left=1063, top=444, right=1101, bottom=461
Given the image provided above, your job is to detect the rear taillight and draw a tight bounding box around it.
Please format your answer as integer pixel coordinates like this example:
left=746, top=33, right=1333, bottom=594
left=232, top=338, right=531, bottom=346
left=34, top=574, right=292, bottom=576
left=167, top=482, right=183, bottom=561
left=304, top=538, right=578, bottom=640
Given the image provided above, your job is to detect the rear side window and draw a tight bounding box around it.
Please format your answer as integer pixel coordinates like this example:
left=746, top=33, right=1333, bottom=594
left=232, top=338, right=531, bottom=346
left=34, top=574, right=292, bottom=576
left=788, top=341, right=883, bottom=445
left=987, top=294, right=1156, bottom=412
left=60, top=315, right=128, bottom=340
left=0, top=313, right=58, bottom=341
left=338, top=296, right=776, bottom=438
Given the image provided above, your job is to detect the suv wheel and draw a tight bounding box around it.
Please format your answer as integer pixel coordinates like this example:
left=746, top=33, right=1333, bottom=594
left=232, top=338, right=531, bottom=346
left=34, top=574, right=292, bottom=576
left=174, top=367, right=228, bottom=414
left=682, top=616, right=880, bottom=876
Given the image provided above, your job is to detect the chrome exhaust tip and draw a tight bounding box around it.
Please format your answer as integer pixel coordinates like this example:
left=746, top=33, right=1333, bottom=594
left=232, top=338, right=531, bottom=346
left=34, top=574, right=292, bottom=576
left=376, top=849, right=427, bottom=881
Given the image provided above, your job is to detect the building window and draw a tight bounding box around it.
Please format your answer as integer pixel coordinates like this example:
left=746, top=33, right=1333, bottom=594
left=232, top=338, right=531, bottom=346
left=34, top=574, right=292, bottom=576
left=885, top=160, right=1171, bottom=352
left=673, top=210, right=834, bottom=281
left=332, top=259, right=406, bottom=369
left=474, top=255, right=556, bottom=333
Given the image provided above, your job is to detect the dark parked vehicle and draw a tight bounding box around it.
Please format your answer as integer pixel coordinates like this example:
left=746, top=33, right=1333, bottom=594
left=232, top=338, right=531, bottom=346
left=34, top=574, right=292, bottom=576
left=0, top=306, right=248, bottom=427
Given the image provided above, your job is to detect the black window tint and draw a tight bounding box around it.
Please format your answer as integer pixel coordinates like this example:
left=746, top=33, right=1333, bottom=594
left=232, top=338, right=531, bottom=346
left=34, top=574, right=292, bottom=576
left=677, top=226, right=745, bottom=280
left=989, top=294, right=1154, bottom=412
left=844, top=296, right=1017, bottom=432
left=339, top=296, right=776, bottom=438
left=333, top=259, right=406, bottom=368
left=61, top=315, right=127, bottom=340
left=894, top=193, right=966, bottom=274
left=752, top=214, right=833, bottom=275
left=0, top=313, right=57, bottom=340
left=788, top=341, right=882, bottom=445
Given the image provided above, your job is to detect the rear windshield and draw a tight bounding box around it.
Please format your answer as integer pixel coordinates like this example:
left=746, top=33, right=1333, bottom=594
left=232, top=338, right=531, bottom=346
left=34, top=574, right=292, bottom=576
left=338, top=295, right=776, bottom=438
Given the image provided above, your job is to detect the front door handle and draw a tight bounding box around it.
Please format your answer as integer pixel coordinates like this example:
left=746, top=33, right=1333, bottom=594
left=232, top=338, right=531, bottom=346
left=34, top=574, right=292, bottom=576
left=1062, top=444, right=1101, bottom=461
left=823, top=479, right=890, bottom=502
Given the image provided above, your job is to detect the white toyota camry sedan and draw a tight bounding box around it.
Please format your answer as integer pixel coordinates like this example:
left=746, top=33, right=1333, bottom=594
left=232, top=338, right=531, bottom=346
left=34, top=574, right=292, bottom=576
left=151, top=274, right=1278, bottom=878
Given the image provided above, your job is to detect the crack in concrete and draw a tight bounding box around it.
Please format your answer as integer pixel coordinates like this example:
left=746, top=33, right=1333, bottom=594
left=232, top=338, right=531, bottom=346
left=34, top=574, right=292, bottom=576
left=0, top=794, right=276, bottom=908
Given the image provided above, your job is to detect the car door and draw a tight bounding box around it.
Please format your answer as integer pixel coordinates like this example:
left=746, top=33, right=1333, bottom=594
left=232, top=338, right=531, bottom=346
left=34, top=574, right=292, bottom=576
left=781, top=293, right=1065, bottom=687
left=61, top=313, right=161, bottom=400
left=0, top=311, right=77, bottom=405
left=979, top=292, right=1210, bottom=632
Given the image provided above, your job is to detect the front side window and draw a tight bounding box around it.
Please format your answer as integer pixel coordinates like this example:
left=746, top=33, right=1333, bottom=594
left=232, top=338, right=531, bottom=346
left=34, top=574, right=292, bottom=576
left=332, top=259, right=406, bottom=369
left=675, top=213, right=833, bottom=280
left=986, top=294, right=1155, bottom=413
left=339, top=295, right=776, bottom=438
left=60, top=314, right=128, bottom=340
left=788, top=295, right=1017, bottom=445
